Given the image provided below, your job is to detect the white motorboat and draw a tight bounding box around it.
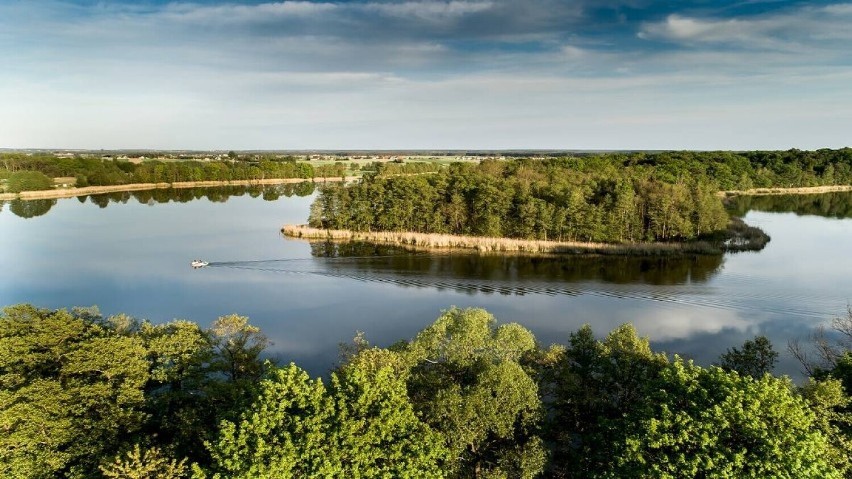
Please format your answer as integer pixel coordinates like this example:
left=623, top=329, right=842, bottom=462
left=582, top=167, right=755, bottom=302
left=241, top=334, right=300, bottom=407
left=191, top=260, right=209, bottom=268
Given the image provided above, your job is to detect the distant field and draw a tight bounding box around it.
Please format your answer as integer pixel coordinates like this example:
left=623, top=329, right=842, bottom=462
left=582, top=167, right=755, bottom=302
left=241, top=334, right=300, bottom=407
left=306, top=155, right=481, bottom=176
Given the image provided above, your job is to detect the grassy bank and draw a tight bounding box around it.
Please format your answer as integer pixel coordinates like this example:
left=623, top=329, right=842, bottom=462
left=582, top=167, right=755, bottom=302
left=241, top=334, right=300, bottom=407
left=281, top=224, right=755, bottom=256
left=719, top=184, right=852, bottom=197
left=0, top=177, right=344, bottom=201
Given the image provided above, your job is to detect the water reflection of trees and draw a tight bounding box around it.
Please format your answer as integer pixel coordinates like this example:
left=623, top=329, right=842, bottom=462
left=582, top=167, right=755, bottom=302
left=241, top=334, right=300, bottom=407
left=308, top=241, right=725, bottom=294
left=728, top=192, right=852, bottom=219
left=2, top=183, right=316, bottom=218
left=8, top=199, right=56, bottom=219
left=122, top=183, right=316, bottom=206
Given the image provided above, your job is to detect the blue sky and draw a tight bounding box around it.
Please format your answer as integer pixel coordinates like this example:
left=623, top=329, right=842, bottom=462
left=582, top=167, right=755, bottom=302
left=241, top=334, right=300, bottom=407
left=1, top=0, right=851, bottom=149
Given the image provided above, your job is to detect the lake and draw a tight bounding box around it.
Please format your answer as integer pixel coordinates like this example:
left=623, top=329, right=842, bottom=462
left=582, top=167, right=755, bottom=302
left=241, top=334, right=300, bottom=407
left=2, top=186, right=850, bottom=378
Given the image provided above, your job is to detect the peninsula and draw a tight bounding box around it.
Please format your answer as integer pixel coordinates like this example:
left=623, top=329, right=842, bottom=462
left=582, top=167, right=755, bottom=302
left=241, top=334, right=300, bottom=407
left=283, top=149, right=852, bottom=255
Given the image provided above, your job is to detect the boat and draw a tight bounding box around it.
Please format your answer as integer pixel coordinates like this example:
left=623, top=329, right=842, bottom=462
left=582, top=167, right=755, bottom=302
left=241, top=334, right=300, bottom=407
left=191, top=260, right=209, bottom=268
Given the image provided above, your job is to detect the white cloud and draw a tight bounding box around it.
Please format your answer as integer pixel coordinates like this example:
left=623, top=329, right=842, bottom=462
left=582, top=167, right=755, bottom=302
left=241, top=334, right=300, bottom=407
left=627, top=307, right=753, bottom=341
left=641, top=15, right=759, bottom=43
left=823, top=3, right=852, bottom=14
left=560, top=45, right=587, bottom=59
left=161, top=1, right=339, bottom=24
left=639, top=4, right=852, bottom=50
left=0, top=1, right=851, bottom=149
left=363, top=1, right=495, bottom=20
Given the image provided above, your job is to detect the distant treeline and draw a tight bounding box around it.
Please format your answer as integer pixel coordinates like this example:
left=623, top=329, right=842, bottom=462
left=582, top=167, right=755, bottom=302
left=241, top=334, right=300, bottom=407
left=0, top=154, right=447, bottom=193
left=0, top=154, right=346, bottom=188
left=359, top=161, right=444, bottom=176
left=2, top=304, right=850, bottom=478
left=617, top=148, right=852, bottom=190
left=310, top=149, right=852, bottom=243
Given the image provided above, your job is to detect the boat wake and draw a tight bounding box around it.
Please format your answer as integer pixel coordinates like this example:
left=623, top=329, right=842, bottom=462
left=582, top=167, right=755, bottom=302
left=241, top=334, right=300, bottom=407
left=204, top=259, right=840, bottom=319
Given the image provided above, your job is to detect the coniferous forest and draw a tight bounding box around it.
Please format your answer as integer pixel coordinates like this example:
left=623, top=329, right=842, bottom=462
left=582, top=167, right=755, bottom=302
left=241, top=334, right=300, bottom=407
left=1, top=304, right=851, bottom=479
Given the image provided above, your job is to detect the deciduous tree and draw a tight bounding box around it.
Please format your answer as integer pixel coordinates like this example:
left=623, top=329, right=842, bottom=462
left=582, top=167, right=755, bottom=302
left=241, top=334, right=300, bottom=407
left=719, top=335, right=779, bottom=378
left=404, top=308, right=546, bottom=479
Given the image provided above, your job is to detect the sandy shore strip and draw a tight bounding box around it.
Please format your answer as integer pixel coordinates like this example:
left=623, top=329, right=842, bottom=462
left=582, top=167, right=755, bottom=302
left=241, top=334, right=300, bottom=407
left=281, top=224, right=719, bottom=256
left=5, top=180, right=849, bottom=203
left=0, top=177, right=345, bottom=201
left=719, top=184, right=852, bottom=197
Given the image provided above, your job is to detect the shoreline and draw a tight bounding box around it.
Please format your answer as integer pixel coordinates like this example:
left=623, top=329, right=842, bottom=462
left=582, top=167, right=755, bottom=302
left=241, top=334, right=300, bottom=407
left=4, top=181, right=848, bottom=202
left=718, top=184, right=852, bottom=197
left=281, top=224, right=728, bottom=256
left=0, top=177, right=345, bottom=201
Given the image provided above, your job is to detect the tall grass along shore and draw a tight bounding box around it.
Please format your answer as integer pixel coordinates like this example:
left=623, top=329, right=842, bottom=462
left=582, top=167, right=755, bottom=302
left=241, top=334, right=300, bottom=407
left=281, top=224, right=747, bottom=256
left=718, top=184, right=852, bottom=197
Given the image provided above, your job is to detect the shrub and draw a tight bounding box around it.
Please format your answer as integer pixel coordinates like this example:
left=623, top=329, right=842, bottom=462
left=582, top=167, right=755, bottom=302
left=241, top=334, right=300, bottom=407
left=6, top=170, right=53, bottom=193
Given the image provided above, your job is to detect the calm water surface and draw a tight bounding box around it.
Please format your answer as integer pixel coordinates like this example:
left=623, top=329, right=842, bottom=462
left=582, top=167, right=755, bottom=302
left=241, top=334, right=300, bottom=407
left=2, top=187, right=851, bottom=377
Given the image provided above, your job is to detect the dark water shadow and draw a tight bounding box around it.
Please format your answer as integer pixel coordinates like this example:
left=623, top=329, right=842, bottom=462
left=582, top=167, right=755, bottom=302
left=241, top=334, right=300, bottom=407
left=5, top=199, right=57, bottom=219
left=211, top=241, right=726, bottom=300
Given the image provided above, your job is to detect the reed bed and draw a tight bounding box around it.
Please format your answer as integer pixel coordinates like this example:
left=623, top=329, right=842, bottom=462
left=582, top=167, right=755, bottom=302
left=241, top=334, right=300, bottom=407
left=719, top=184, right=852, bottom=198
left=281, top=224, right=719, bottom=256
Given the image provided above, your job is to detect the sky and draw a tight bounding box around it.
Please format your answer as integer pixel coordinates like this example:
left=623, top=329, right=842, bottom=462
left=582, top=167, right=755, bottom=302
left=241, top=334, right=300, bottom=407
left=1, top=0, right=851, bottom=150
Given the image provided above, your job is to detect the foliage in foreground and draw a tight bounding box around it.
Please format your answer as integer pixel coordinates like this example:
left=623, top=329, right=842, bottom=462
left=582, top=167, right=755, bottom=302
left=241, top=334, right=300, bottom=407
left=0, top=305, right=269, bottom=479
left=2, top=304, right=851, bottom=478
left=208, top=355, right=446, bottom=478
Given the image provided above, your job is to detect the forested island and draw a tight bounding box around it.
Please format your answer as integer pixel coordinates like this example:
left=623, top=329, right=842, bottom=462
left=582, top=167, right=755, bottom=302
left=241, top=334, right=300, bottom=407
left=291, top=149, right=852, bottom=253
left=1, top=304, right=850, bottom=478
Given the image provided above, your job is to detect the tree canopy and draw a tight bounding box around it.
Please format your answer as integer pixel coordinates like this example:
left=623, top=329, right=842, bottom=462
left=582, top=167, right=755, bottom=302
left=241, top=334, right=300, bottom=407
left=718, top=335, right=779, bottom=378
left=2, top=303, right=850, bottom=478
left=5, top=170, right=53, bottom=193
left=0, top=305, right=271, bottom=478
left=207, top=357, right=446, bottom=478
left=309, top=149, right=852, bottom=244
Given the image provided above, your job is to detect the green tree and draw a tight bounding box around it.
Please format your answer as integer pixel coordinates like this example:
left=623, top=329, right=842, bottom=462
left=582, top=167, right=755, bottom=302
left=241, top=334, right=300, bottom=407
left=331, top=348, right=447, bottom=477
left=209, top=314, right=270, bottom=384
left=616, top=359, right=840, bottom=478
left=403, top=308, right=546, bottom=479
left=800, top=379, right=852, bottom=477
left=0, top=305, right=149, bottom=478
left=139, top=320, right=217, bottom=464
left=207, top=364, right=335, bottom=478
left=6, top=170, right=53, bottom=193
left=207, top=357, right=445, bottom=478
left=549, top=324, right=668, bottom=477
left=100, top=445, right=189, bottom=479
left=549, top=323, right=841, bottom=478
left=718, top=335, right=779, bottom=378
